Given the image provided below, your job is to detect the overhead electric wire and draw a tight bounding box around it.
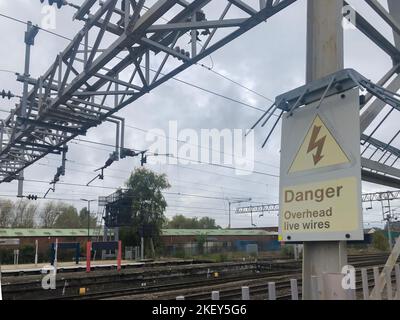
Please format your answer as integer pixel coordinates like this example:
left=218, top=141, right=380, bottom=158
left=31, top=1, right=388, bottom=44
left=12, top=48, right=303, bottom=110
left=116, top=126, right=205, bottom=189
left=42, top=156, right=277, bottom=198
left=0, top=13, right=73, bottom=42
left=195, top=65, right=274, bottom=104
left=22, top=178, right=259, bottom=202
left=65, top=140, right=278, bottom=185
left=0, top=68, right=17, bottom=75
left=36, top=161, right=271, bottom=200
left=73, top=125, right=280, bottom=171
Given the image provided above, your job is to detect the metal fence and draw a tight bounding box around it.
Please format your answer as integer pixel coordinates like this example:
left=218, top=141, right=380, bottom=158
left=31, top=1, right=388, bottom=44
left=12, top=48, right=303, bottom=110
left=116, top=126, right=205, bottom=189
left=175, top=264, right=400, bottom=300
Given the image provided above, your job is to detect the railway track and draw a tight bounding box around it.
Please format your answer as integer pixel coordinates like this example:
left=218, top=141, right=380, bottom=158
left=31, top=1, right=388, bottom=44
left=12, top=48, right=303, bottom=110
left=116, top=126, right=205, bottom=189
left=1, top=253, right=393, bottom=300
left=182, top=268, right=398, bottom=300
left=62, top=254, right=393, bottom=300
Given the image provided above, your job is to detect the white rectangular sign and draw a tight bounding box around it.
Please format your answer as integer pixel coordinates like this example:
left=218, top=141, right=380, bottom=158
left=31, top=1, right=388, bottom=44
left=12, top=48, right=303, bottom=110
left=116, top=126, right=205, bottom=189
left=279, top=88, right=363, bottom=242
left=0, top=239, right=20, bottom=246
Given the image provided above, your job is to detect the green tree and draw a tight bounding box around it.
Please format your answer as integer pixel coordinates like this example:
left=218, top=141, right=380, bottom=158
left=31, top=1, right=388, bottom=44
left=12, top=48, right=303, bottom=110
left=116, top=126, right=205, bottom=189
left=54, top=204, right=80, bottom=228
left=125, top=168, right=170, bottom=255
left=372, top=230, right=389, bottom=252
left=198, top=217, right=220, bottom=229
left=79, top=207, right=97, bottom=229
left=12, top=199, right=37, bottom=228
left=196, top=234, right=207, bottom=255
left=166, top=215, right=220, bottom=229
left=39, top=201, right=61, bottom=228
left=0, top=199, right=14, bottom=227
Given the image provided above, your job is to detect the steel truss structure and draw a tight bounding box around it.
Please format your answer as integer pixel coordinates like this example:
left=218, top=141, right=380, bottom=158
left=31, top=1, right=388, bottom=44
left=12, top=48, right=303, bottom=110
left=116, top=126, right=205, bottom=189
left=0, top=0, right=297, bottom=184
left=236, top=189, right=400, bottom=214
left=251, top=0, right=400, bottom=189
left=255, top=66, right=400, bottom=188
left=362, top=189, right=400, bottom=202
left=1, top=0, right=400, bottom=192
left=236, top=203, right=279, bottom=214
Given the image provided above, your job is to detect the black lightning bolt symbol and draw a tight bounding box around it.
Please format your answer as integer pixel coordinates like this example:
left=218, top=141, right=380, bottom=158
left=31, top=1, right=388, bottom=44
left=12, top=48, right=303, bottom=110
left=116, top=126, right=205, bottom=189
left=307, top=125, right=327, bottom=165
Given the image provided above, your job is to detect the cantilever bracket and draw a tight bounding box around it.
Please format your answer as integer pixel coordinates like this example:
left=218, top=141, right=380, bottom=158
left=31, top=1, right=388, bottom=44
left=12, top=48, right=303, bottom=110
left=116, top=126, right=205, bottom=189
left=87, top=169, right=104, bottom=186
left=255, top=68, right=400, bottom=147
left=44, top=184, right=55, bottom=199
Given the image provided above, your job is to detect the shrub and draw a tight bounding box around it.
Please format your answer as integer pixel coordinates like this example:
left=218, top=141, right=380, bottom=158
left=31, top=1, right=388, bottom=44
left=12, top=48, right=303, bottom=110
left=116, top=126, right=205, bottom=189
left=280, top=245, right=294, bottom=257
left=372, top=230, right=389, bottom=252
left=173, top=248, right=187, bottom=259
left=216, top=253, right=228, bottom=263
left=19, top=245, right=35, bottom=264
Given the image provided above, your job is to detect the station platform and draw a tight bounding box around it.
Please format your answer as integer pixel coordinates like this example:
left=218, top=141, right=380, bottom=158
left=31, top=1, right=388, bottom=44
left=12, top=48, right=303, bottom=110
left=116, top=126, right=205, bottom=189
left=0, top=260, right=132, bottom=274
left=0, top=259, right=200, bottom=276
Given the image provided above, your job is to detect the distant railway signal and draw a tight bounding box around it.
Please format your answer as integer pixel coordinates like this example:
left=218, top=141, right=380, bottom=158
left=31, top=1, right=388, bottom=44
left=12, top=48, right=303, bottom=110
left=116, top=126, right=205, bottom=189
left=140, top=152, right=147, bottom=167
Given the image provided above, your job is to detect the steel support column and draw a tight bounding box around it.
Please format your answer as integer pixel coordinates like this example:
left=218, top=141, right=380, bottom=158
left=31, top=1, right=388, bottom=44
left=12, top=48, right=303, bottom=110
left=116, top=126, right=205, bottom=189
left=302, top=0, right=347, bottom=300
left=388, top=0, right=400, bottom=49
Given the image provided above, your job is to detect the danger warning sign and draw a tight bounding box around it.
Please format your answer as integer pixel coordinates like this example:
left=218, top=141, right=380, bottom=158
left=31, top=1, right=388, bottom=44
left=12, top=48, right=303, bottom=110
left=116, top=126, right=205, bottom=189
left=281, top=177, right=359, bottom=236
left=279, top=88, right=363, bottom=242
left=289, top=115, right=350, bottom=173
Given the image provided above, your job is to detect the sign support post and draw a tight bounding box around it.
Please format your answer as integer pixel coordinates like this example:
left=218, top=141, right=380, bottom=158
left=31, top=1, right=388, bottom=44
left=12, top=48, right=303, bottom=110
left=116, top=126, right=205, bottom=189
left=303, top=0, right=347, bottom=300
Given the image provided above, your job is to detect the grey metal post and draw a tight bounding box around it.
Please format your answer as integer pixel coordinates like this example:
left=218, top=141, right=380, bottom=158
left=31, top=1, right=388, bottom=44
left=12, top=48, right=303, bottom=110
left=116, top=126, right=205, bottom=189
left=290, top=279, right=299, bottom=300
left=386, top=269, right=393, bottom=300
left=388, top=0, right=400, bottom=48
left=54, top=238, right=58, bottom=272
left=268, top=282, right=276, bottom=300
left=373, top=267, right=382, bottom=300
left=303, top=0, right=347, bottom=300
left=388, top=217, right=393, bottom=251
left=311, top=276, right=322, bottom=300
left=114, top=227, right=119, bottom=241
left=228, top=202, right=231, bottom=229
left=294, top=245, right=299, bottom=261
left=191, top=11, right=197, bottom=58
left=0, top=266, right=2, bottom=301
left=22, top=22, right=34, bottom=118
left=102, top=226, right=107, bottom=260
left=34, top=240, right=38, bottom=266
left=361, top=268, right=369, bottom=300
left=88, top=200, right=91, bottom=240
left=241, top=286, right=250, bottom=300
left=141, top=236, right=144, bottom=260
left=211, top=291, right=220, bottom=300
left=0, top=123, right=3, bottom=154
left=81, top=199, right=95, bottom=241
left=381, top=198, right=393, bottom=251
left=14, top=249, right=19, bottom=265
left=0, top=266, right=3, bottom=301
left=17, top=173, right=24, bottom=199
left=18, top=21, right=39, bottom=198
left=395, top=264, right=400, bottom=300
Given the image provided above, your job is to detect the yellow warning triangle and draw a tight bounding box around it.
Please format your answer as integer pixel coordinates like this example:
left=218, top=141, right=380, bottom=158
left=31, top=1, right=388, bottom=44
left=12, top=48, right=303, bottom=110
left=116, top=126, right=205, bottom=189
left=288, top=115, right=350, bottom=173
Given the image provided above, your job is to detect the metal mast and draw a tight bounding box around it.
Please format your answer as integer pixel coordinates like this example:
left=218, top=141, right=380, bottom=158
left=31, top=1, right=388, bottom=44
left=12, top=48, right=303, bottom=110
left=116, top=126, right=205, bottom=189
left=302, top=0, right=346, bottom=300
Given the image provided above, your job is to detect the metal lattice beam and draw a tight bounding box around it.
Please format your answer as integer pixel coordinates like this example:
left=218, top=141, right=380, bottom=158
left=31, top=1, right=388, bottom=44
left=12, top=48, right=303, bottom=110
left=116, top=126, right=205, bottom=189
left=236, top=189, right=400, bottom=214
left=0, top=0, right=297, bottom=183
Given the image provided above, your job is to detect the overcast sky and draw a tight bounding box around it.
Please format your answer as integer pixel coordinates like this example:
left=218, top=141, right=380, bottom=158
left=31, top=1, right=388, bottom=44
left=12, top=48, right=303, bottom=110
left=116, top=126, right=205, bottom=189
left=0, top=0, right=398, bottom=229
